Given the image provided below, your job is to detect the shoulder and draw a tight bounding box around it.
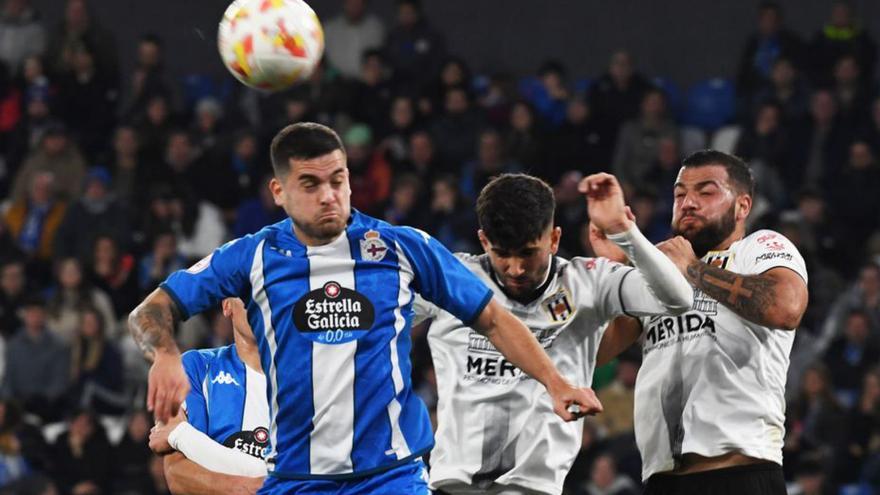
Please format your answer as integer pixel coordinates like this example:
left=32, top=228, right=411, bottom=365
left=182, top=347, right=223, bottom=375
left=737, top=229, right=800, bottom=253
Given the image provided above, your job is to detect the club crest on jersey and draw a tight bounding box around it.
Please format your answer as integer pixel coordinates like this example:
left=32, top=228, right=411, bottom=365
left=293, top=281, right=376, bottom=344
left=360, top=230, right=388, bottom=261
left=544, top=289, right=574, bottom=322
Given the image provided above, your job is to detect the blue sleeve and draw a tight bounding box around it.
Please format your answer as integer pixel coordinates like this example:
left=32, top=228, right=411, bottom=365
left=396, top=227, right=493, bottom=325
left=160, top=237, right=253, bottom=320
left=181, top=350, right=209, bottom=433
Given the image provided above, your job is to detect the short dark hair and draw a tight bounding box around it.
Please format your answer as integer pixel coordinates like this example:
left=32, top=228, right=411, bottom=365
left=270, top=122, right=345, bottom=177
left=681, top=150, right=756, bottom=197
left=477, top=173, right=555, bottom=250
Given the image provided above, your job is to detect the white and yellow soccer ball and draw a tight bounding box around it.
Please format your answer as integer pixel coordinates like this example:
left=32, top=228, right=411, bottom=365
left=218, top=0, right=324, bottom=91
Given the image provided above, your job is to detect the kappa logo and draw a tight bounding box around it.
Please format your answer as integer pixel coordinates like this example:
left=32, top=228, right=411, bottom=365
left=211, top=371, right=240, bottom=386
left=360, top=230, right=388, bottom=262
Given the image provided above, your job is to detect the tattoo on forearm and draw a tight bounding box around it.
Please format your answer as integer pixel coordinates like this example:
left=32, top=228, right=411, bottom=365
left=686, top=262, right=777, bottom=325
left=130, top=302, right=178, bottom=361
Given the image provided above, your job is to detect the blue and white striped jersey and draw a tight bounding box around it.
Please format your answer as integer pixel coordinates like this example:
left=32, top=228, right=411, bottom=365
left=181, top=345, right=270, bottom=459
left=162, top=211, right=493, bottom=480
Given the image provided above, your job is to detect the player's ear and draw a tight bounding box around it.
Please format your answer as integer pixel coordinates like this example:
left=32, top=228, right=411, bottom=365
left=477, top=229, right=491, bottom=254
left=550, top=226, right=562, bottom=255
left=269, top=176, right=285, bottom=207
left=735, top=193, right=752, bottom=222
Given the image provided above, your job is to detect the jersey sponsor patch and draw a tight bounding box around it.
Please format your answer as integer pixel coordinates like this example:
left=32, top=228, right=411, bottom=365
left=224, top=426, right=271, bottom=459
left=186, top=253, right=213, bottom=274
left=359, top=230, right=388, bottom=261
left=292, top=281, right=376, bottom=344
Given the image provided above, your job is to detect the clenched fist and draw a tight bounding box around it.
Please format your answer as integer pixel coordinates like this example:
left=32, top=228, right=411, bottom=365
left=656, top=236, right=698, bottom=275
left=579, top=173, right=632, bottom=235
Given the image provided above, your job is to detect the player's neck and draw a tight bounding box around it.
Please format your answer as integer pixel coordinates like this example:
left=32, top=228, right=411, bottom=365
left=711, top=224, right=747, bottom=253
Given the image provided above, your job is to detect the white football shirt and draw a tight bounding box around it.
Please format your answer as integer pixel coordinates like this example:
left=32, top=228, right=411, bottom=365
left=417, top=253, right=677, bottom=494
left=634, top=229, right=808, bottom=481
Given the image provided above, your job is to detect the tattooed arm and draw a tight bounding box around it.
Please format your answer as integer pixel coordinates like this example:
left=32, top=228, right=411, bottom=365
left=684, top=263, right=807, bottom=330
left=129, top=288, right=190, bottom=421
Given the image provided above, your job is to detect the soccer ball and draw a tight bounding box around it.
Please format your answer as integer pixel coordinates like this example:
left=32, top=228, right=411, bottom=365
left=218, top=0, right=324, bottom=91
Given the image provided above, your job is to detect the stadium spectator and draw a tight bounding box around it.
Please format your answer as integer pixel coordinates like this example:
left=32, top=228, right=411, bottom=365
left=823, top=310, right=880, bottom=404
left=88, top=235, right=139, bottom=320
left=0, top=400, right=51, bottom=486
left=504, top=100, right=543, bottom=170
left=383, top=0, right=446, bottom=89
left=53, top=167, right=129, bottom=263
left=587, top=50, right=652, bottom=150
left=396, top=129, right=447, bottom=180
left=344, top=123, right=392, bottom=215
left=577, top=454, right=638, bottom=495
left=431, top=86, right=484, bottom=171
left=827, top=141, right=880, bottom=258
left=594, top=351, right=638, bottom=440
left=544, top=97, right=608, bottom=183
left=126, top=34, right=171, bottom=120
left=3, top=62, right=52, bottom=177
left=0, top=0, right=46, bottom=77
left=199, top=129, right=263, bottom=220
left=525, top=60, right=569, bottom=127
left=4, top=171, right=67, bottom=265
left=612, top=88, right=677, bottom=189
left=459, top=128, right=519, bottom=200
left=790, top=90, right=852, bottom=189
left=136, top=186, right=226, bottom=260
left=831, top=54, right=873, bottom=129
left=323, top=0, right=385, bottom=79
left=0, top=259, right=24, bottom=337
left=189, top=97, right=225, bottom=160
left=843, top=368, right=880, bottom=483
left=2, top=295, right=69, bottom=423
left=382, top=173, right=424, bottom=227
left=137, top=231, right=186, bottom=293
left=753, top=56, right=810, bottom=125
left=735, top=1, right=804, bottom=100
left=11, top=124, right=86, bottom=203
left=382, top=94, right=418, bottom=164
left=231, top=175, right=285, bottom=238
left=111, top=410, right=154, bottom=494
left=420, top=174, right=477, bottom=252
left=786, top=364, right=848, bottom=478
left=45, top=257, right=116, bottom=343
left=68, top=307, right=124, bottom=414
left=427, top=57, right=472, bottom=113
left=808, top=0, right=877, bottom=87
left=49, top=409, right=113, bottom=495
left=134, top=93, right=175, bottom=163
left=104, top=125, right=143, bottom=207
left=54, top=43, right=116, bottom=162
left=350, top=49, right=393, bottom=132
left=45, top=0, right=118, bottom=86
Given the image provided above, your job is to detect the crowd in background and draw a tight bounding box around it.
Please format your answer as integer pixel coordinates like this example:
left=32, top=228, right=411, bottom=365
left=0, top=0, right=879, bottom=493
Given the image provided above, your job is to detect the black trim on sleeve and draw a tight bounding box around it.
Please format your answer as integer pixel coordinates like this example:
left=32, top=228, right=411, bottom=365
left=617, top=268, right=638, bottom=318
left=159, top=283, right=191, bottom=321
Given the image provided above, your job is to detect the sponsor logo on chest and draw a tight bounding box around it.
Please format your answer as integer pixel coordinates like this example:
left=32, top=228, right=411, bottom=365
left=292, top=281, right=376, bottom=344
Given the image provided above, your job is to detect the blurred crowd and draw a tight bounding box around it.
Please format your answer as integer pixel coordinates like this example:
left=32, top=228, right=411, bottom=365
left=0, top=0, right=878, bottom=493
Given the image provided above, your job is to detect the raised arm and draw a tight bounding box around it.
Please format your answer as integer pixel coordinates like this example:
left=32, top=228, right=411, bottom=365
left=129, top=288, right=189, bottom=422
left=472, top=298, right=603, bottom=421
left=164, top=453, right=264, bottom=495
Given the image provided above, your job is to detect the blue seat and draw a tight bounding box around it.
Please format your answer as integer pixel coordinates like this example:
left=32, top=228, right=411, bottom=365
left=573, top=77, right=593, bottom=96
left=839, top=483, right=874, bottom=495
left=181, top=73, right=234, bottom=111
left=652, top=76, right=683, bottom=122
left=683, top=77, right=736, bottom=131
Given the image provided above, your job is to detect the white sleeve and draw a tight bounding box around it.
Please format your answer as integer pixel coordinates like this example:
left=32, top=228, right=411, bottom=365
left=737, top=230, right=808, bottom=282
left=168, top=422, right=268, bottom=477
left=411, top=294, right=439, bottom=326
left=605, top=224, right=693, bottom=316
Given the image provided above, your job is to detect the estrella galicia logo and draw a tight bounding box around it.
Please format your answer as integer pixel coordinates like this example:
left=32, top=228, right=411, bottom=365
left=224, top=426, right=270, bottom=459
left=293, top=282, right=375, bottom=344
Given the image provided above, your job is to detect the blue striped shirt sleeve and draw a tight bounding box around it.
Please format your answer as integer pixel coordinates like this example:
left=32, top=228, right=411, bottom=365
left=396, top=227, right=493, bottom=325
left=161, top=238, right=253, bottom=320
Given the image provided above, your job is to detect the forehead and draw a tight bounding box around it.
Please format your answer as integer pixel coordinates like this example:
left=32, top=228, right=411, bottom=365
left=290, top=150, right=347, bottom=178
left=674, top=165, right=730, bottom=188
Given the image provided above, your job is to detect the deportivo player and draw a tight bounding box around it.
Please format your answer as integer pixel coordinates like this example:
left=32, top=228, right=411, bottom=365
left=415, top=173, right=694, bottom=495
left=130, top=123, right=600, bottom=494
left=599, top=150, right=809, bottom=495
left=149, top=298, right=267, bottom=494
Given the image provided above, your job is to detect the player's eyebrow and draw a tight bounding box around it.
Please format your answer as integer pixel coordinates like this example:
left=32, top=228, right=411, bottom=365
left=674, top=180, right=721, bottom=190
